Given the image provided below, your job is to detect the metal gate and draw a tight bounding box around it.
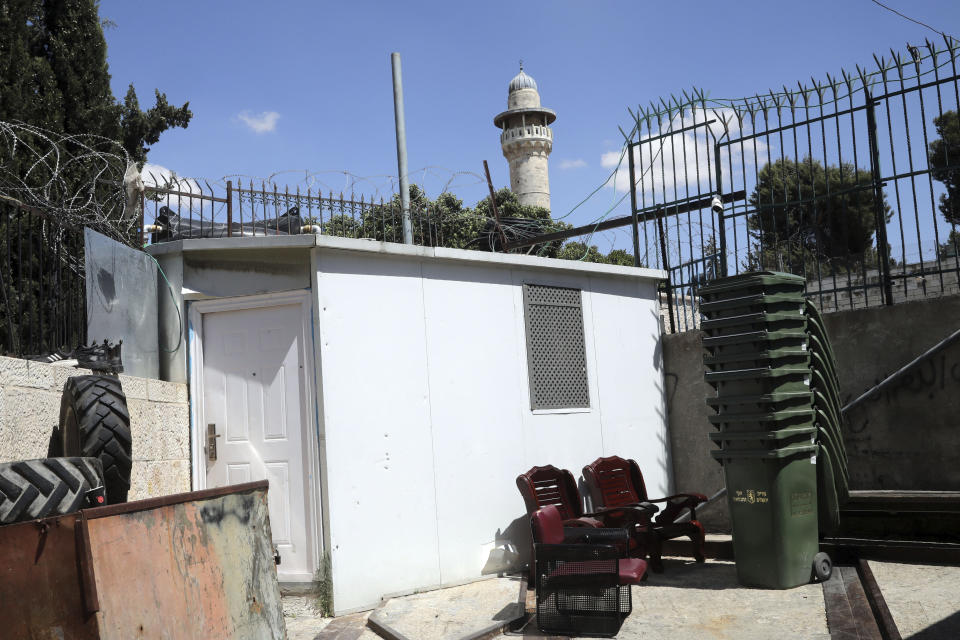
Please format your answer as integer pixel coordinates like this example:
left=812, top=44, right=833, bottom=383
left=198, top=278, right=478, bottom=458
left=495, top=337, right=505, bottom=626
left=626, top=38, right=960, bottom=332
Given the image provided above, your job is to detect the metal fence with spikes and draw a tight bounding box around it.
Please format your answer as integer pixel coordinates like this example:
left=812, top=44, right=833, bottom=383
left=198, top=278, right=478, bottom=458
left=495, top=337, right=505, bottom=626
left=620, top=37, right=960, bottom=332
left=501, top=38, right=960, bottom=332
left=142, top=177, right=460, bottom=247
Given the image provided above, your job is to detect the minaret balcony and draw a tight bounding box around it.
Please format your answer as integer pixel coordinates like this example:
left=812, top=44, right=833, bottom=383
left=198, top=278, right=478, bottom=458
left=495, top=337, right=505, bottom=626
left=500, top=125, right=553, bottom=146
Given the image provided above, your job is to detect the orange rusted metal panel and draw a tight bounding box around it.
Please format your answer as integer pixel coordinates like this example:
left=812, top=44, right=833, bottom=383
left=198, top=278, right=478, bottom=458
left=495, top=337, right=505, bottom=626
left=0, top=513, right=99, bottom=640
left=86, top=482, right=284, bottom=639
left=0, top=481, right=285, bottom=640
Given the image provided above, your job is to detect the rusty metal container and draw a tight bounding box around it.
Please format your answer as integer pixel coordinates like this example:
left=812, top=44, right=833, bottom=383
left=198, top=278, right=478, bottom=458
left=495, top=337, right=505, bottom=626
left=0, top=480, right=285, bottom=639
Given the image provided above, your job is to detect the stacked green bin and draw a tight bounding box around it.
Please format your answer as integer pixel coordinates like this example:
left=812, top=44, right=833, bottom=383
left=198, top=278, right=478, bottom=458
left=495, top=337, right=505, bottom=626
left=805, top=298, right=850, bottom=534
left=697, top=271, right=832, bottom=589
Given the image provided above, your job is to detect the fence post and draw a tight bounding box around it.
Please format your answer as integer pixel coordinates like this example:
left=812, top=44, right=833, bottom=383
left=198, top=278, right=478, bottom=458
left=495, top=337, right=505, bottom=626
left=627, top=142, right=641, bottom=267
left=657, top=213, right=676, bottom=333
left=714, top=142, right=728, bottom=277
left=865, top=93, right=894, bottom=305
left=226, top=180, right=233, bottom=237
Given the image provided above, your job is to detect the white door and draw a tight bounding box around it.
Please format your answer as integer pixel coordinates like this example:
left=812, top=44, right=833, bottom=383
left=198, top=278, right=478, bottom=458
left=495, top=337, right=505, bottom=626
left=202, top=303, right=315, bottom=581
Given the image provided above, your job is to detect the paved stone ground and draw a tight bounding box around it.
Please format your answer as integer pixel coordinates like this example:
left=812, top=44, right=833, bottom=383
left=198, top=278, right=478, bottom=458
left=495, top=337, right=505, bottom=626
left=283, top=577, right=521, bottom=640
left=372, top=578, right=522, bottom=639
left=497, top=559, right=829, bottom=639
left=869, top=561, right=960, bottom=639
left=283, top=558, right=960, bottom=639
left=283, top=595, right=332, bottom=640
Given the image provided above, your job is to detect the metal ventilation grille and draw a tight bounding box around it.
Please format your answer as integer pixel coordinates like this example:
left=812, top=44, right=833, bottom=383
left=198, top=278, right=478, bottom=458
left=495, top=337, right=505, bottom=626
left=523, top=284, right=590, bottom=410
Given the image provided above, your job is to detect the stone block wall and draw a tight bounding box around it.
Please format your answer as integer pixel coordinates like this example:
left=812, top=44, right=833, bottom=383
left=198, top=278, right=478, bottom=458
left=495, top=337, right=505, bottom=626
left=0, top=356, right=190, bottom=500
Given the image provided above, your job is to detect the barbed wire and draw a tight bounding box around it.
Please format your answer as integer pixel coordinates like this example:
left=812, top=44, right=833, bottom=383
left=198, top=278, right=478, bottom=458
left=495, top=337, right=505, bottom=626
left=0, top=120, right=137, bottom=240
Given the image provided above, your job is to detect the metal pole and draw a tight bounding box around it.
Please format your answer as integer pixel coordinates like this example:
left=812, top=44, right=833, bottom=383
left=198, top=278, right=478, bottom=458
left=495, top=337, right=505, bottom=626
left=391, top=53, right=413, bottom=244
left=627, top=142, right=641, bottom=267
left=482, top=160, right=507, bottom=250
left=842, top=324, right=960, bottom=414
left=657, top=213, right=676, bottom=333
left=866, top=93, right=894, bottom=305
left=714, top=143, right=728, bottom=277
left=226, top=180, right=233, bottom=237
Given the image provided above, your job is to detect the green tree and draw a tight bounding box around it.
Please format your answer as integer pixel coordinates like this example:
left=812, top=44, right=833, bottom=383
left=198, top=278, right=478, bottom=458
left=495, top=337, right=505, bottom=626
left=929, top=110, right=960, bottom=225
left=557, top=242, right=608, bottom=263
left=318, top=185, right=641, bottom=267
left=470, top=188, right=569, bottom=257
left=746, top=157, right=890, bottom=274
left=359, top=185, right=484, bottom=248
left=605, top=249, right=635, bottom=266
left=0, top=0, right=191, bottom=354
left=0, top=1, right=192, bottom=173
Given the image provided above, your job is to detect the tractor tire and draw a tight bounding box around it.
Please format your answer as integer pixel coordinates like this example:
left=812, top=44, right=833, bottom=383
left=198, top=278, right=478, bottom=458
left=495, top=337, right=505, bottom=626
left=59, top=375, right=132, bottom=505
left=0, top=457, right=104, bottom=525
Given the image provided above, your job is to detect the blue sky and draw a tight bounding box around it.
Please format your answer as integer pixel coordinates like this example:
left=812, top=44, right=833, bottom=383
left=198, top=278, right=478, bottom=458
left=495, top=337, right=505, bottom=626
left=101, top=0, right=960, bottom=253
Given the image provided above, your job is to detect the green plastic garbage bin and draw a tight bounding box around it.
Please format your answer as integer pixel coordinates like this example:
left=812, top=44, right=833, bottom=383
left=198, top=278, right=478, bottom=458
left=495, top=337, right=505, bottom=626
left=706, top=390, right=814, bottom=414
left=697, top=271, right=806, bottom=300
left=699, top=291, right=807, bottom=317
left=711, top=444, right=821, bottom=588
left=709, top=424, right=816, bottom=450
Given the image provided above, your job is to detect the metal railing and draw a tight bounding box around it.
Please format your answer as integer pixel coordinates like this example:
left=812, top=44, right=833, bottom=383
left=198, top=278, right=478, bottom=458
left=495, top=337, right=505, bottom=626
left=0, top=200, right=86, bottom=356
left=141, top=178, right=484, bottom=248
left=619, top=38, right=960, bottom=332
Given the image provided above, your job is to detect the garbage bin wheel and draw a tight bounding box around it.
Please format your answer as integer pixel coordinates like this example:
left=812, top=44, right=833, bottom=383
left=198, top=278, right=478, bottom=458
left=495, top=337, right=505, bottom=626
left=812, top=552, right=833, bottom=582
left=0, top=457, right=104, bottom=525
left=59, top=375, right=132, bottom=505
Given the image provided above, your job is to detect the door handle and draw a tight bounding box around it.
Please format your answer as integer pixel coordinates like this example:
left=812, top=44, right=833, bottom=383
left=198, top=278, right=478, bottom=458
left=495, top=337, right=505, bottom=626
left=207, top=423, right=221, bottom=462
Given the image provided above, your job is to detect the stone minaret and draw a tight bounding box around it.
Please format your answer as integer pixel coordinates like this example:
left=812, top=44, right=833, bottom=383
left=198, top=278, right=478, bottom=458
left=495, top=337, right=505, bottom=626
left=493, top=65, right=556, bottom=210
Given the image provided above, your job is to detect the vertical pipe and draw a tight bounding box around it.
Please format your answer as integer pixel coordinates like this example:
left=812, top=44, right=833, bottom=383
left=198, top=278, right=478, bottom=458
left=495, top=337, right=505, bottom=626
left=391, top=52, right=413, bottom=244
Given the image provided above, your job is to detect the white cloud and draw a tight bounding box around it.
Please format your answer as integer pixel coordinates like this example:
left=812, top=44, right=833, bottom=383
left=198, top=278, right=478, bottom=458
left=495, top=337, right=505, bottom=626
left=601, top=106, right=765, bottom=201
left=558, top=158, right=587, bottom=170
left=140, top=163, right=210, bottom=216
left=236, top=110, right=280, bottom=134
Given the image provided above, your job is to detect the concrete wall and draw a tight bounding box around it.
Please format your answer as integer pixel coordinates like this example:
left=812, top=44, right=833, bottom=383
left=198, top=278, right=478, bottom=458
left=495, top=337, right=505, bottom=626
left=0, top=356, right=190, bottom=500
left=314, top=246, right=667, bottom=614
left=822, top=295, right=960, bottom=490
left=662, top=330, right=730, bottom=531
left=663, top=294, right=960, bottom=530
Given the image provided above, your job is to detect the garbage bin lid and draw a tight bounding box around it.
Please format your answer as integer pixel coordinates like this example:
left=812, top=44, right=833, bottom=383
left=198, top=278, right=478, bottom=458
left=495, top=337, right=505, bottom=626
left=705, top=365, right=811, bottom=383
left=709, top=408, right=815, bottom=425
left=709, top=424, right=816, bottom=442
left=710, top=442, right=818, bottom=461
left=696, top=271, right=805, bottom=297
left=706, top=390, right=814, bottom=406
left=702, top=328, right=808, bottom=347
left=701, top=311, right=807, bottom=332
left=705, top=348, right=809, bottom=366
left=699, top=291, right=808, bottom=313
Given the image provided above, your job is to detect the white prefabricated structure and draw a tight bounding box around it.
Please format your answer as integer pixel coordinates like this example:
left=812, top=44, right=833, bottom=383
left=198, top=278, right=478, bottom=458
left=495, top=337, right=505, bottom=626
left=147, top=235, right=669, bottom=614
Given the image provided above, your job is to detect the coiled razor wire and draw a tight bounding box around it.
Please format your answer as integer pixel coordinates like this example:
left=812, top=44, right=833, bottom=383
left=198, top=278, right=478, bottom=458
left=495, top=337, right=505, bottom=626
left=0, top=120, right=138, bottom=244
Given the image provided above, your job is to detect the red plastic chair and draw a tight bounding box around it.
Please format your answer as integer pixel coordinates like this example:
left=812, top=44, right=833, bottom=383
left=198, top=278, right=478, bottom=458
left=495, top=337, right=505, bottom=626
left=531, top=505, right=647, bottom=637
left=516, top=464, right=604, bottom=528
left=582, top=455, right=706, bottom=573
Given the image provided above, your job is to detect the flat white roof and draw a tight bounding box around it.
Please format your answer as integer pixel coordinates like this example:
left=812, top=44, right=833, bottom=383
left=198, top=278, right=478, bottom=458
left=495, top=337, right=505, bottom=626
left=146, top=234, right=667, bottom=282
